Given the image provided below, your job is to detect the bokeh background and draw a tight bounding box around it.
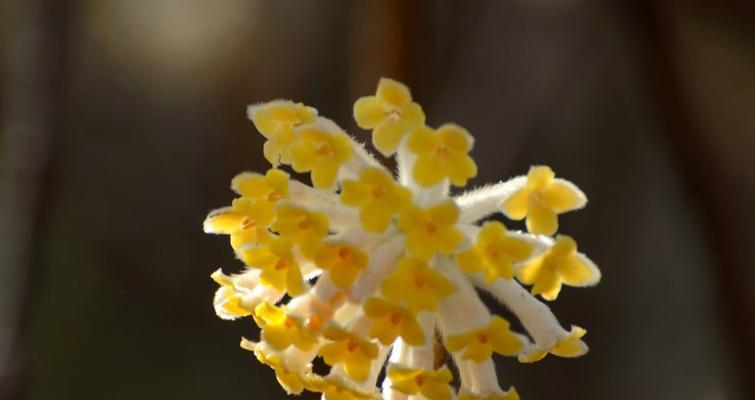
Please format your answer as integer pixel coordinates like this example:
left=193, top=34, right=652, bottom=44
left=1, top=1, right=754, bottom=399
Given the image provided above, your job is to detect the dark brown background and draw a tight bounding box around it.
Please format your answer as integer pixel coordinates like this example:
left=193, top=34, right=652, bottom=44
left=1, top=1, right=753, bottom=399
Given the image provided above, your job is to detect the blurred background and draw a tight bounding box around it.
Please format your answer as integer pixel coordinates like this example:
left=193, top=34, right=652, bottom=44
left=1, top=0, right=754, bottom=399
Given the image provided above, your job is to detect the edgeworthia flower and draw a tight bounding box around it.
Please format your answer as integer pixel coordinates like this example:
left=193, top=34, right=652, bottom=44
left=204, top=78, right=601, bottom=399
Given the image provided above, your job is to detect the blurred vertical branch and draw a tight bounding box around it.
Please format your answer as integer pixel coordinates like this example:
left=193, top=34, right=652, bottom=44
left=646, top=0, right=755, bottom=396
left=0, top=0, right=67, bottom=397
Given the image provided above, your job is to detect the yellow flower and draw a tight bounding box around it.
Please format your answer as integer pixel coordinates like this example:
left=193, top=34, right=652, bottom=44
left=248, top=339, right=316, bottom=395
left=248, top=100, right=318, bottom=166
left=458, top=388, right=521, bottom=400
left=253, top=302, right=317, bottom=351
left=210, top=269, right=253, bottom=319
left=340, top=168, right=412, bottom=232
left=387, top=365, right=454, bottom=400
left=445, top=316, right=524, bottom=363
left=353, top=78, right=426, bottom=156
left=380, top=258, right=455, bottom=312
left=289, top=127, right=354, bottom=189
left=516, top=235, right=600, bottom=301
left=203, top=168, right=289, bottom=249
left=239, top=238, right=305, bottom=296
left=315, top=244, right=369, bottom=289
left=270, top=203, right=329, bottom=259
left=456, top=221, right=533, bottom=283
left=363, top=298, right=424, bottom=346
left=232, top=168, right=289, bottom=202
left=308, top=375, right=376, bottom=400
left=501, top=165, right=586, bottom=236
left=319, top=326, right=379, bottom=381
left=203, top=197, right=275, bottom=250
left=397, top=201, right=464, bottom=260
left=406, top=124, right=477, bottom=187
left=518, top=326, right=588, bottom=363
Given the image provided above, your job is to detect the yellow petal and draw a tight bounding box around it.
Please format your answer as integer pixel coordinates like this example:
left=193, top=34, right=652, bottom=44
left=311, top=161, right=340, bottom=190
left=353, top=96, right=385, bottom=128
left=444, top=332, right=473, bottom=353
left=500, top=189, right=529, bottom=220
left=401, top=102, right=426, bottom=127
left=438, top=123, right=472, bottom=153
left=526, top=201, right=558, bottom=236
left=527, top=165, right=555, bottom=189
left=462, top=340, right=492, bottom=362
left=456, top=249, right=483, bottom=274
left=360, top=204, right=393, bottom=232
left=400, top=315, right=425, bottom=346
left=377, top=77, right=411, bottom=106
left=551, top=326, right=588, bottom=357
left=373, top=121, right=405, bottom=155
left=543, top=180, right=584, bottom=212
left=340, top=179, right=369, bottom=206
left=344, top=356, right=372, bottom=382
left=203, top=207, right=245, bottom=234
left=559, top=255, right=601, bottom=287
left=406, top=125, right=438, bottom=155
left=286, top=261, right=305, bottom=296
left=413, top=156, right=446, bottom=187
left=446, top=154, right=477, bottom=187
left=531, top=267, right=562, bottom=301
left=515, top=257, right=542, bottom=285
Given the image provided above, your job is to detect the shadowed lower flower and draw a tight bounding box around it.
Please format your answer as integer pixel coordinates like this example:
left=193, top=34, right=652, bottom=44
left=204, top=78, right=601, bottom=399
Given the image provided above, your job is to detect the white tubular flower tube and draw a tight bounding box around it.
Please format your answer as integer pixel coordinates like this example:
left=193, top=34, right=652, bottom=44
left=455, top=358, right=504, bottom=397
left=348, top=235, right=405, bottom=303
left=435, top=257, right=490, bottom=334
left=454, top=177, right=526, bottom=224
left=473, top=276, right=573, bottom=353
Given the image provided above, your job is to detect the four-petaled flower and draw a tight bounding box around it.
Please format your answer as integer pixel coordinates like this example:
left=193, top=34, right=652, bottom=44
left=397, top=201, right=464, bottom=260
left=381, top=257, right=455, bottom=312
left=407, top=123, right=478, bottom=187
left=248, top=100, right=318, bottom=166
left=270, top=203, right=329, bottom=259
left=445, top=316, right=524, bottom=363
left=289, top=127, right=354, bottom=189
left=363, top=297, right=425, bottom=346
left=315, top=244, right=369, bottom=289
left=518, top=325, right=588, bottom=363
left=210, top=269, right=253, bottom=319
left=501, top=165, right=586, bottom=236
left=340, top=167, right=412, bottom=232
left=388, top=365, right=454, bottom=400
left=319, top=326, right=379, bottom=381
left=516, top=235, right=600, bottom=301
left=253, top=302, right=317, bottom=351
left=353, top=78, right=426, bottom=156
left=239, top=238, right=305, bottom=296
left=456, top=221, right=534, bottom=282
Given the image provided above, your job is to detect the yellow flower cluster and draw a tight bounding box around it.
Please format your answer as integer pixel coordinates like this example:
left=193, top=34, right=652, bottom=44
left=204, top=78, right=601, bottom=399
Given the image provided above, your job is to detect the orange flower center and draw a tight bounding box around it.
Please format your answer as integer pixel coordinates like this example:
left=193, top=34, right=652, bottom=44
left=316, top=143, right=333, bottom=157
left=298, top=217, right=312, bottom=230
left=389, top=312, right=403, bottom=326
left=241, top=218, right=257, bottom=230
left=425, top=219, right=438, bottom=234
left=372, top=185, right=387, bottom=198
left=413, top=274, right=427, bottom=288
left=275, top=259, right=288, bottom=270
